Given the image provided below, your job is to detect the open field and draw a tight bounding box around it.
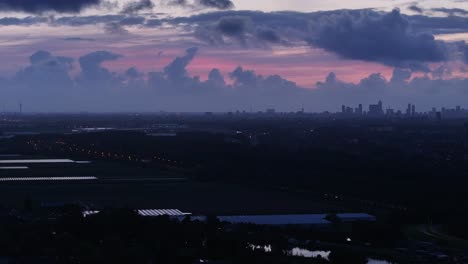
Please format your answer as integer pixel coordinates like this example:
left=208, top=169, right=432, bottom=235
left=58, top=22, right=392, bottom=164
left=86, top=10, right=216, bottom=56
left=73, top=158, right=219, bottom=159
left=0, top=182, right=345, bottom=215
left=0, top=155, right=343, bottom=215
left=0, top=158, right=182, bottom=179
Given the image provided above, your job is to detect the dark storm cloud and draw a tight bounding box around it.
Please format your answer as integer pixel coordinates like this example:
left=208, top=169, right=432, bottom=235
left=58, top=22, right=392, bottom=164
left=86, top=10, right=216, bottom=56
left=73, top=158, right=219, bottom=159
left=52, top=14, right=147, bottom=29
left=431, top=7, right=468, bottom=16
left=217, top=16, right=251, bottom=36
left=255, top=27, right=281, bottom=43
left=175, top=9, right=460, bottom=67
left=164, top=0, right=233, bottom=10
left=121, top=0, right=154, bottom=14
left=0, top=16, right=47, bottom=25
left=1, top=7, right=468, bottom=36
left=408, top=5, right=423, bottom=13
left=0, top=13, right=157, bottom=28
left=164, top=0, right=187, bottom=6
left=409, top=14, right=468, bottom=34
left=0, top=0, right=102, bottom=14
left=198, top=0, right=234, bottom=10
left=1, top=9, right=468, bottom=74
left=190, top=13, right=290, bottom=46
left=42, top=10, right=468, bottom=35
left=54, top=15, right=126, bottom=26
left=120, top=16, right=146, bottom=25
left=213, top=16, right=253, bottom=44
left=309, top=9, right=448, bottom=69
left=145, top=18, right=162, bottom=27
left=169, top=10, right=309, bottom=32
left=3, top=9, right=468, bottom=43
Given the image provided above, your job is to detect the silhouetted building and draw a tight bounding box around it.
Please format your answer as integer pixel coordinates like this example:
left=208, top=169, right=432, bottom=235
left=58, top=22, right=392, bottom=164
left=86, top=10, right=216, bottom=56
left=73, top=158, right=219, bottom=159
left=368, top=101, right=384, bottom=116
left=354, top=104, right=363, bottom=115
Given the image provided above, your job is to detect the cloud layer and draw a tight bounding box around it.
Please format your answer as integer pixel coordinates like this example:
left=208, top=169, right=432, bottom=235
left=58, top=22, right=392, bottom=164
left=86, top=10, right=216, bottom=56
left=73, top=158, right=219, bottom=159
left=0, top=0, right=102, bottom=14
left=121, top=0, right=154, bottom=14
left=0, top=6, right=468, bottom=111
left=166, top=9, right=468, bottom=68
left=0, top=8, right=467, bottom=71
left=1, top=47, right=468, bottom=112
left=308, top=9, right=447, bottom=69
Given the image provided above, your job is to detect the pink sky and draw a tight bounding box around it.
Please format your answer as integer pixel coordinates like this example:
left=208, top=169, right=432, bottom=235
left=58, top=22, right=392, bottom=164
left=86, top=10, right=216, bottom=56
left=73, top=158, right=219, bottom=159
left=102, top=46, right=396, bottom=87
left=0, top=41, right=397, bottom=88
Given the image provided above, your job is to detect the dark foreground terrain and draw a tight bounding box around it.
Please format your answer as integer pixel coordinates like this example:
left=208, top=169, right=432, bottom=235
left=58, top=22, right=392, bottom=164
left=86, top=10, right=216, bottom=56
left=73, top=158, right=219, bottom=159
left=1, top=113, right=468, bottom=263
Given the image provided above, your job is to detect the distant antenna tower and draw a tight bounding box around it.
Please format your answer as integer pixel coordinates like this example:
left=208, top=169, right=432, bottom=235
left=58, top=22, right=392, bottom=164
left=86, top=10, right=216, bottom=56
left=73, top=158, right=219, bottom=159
left=19, top=101, right=22, bottom=114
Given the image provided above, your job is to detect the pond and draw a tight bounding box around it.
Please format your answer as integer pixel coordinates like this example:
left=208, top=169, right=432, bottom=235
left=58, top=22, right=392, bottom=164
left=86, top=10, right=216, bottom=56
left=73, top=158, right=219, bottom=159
left=290, top=248, right=331, bottom=260
left=368, top=259, right=393, bottom=264
left=249, top=244, right=393, bottom=264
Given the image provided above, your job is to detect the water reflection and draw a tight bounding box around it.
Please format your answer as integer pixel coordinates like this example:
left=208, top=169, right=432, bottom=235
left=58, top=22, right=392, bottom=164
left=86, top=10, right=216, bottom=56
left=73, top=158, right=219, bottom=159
left=249, top=244, right=272, bottom=252
left=368, top=259, right=393, bottom=264
left=248, top=244, right=392, bottom=264
left=291, top=248, right=331, bottom=260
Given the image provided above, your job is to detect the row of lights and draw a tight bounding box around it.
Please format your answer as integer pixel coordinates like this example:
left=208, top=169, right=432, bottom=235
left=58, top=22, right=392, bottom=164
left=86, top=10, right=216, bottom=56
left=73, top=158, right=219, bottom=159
left=0, top=176, right=98, bottom=181
left=27, top=140, right=182, bottom=166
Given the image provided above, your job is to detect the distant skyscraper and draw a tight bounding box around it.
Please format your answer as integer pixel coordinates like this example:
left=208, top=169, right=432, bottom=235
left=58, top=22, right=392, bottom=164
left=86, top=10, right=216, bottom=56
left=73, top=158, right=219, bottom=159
left=368, top=101, right=384, bottom=116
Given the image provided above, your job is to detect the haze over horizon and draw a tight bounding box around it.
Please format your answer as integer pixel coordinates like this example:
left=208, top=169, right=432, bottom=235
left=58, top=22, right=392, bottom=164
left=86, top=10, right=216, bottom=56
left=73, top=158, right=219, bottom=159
left=1, top=0, right=468, bottom=112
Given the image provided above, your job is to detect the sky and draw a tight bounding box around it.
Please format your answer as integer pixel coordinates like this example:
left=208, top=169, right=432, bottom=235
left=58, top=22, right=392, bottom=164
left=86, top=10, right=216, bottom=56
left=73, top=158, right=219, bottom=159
left=1, top=0, right=468, bottom=112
